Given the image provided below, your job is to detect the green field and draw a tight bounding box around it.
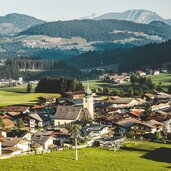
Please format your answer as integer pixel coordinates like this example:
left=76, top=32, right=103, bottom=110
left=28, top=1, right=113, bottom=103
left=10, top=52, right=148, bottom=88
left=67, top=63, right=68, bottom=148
left=0, top=91, right=60, bottom=106
left=149, top=73, right=171, bottom=89
left=0, top=141, right=170, bottom=171
left=83, top=80, right=130, bottom=91
left=0, top=84, right=60, bottom=106
left=0, top=84, right=37, bottom=93
left=83, top=74, right=171, bottom=92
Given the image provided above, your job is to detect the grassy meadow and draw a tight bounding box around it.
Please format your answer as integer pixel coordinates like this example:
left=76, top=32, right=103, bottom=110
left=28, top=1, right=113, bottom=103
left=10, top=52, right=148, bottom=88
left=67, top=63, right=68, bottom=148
left=0, top=141, right=170, bottom=171
left=83, top=73, right=171, bottom=91
left=0, top=84, right=60, bottom=106
left=149, top=73, right=171, bottom=90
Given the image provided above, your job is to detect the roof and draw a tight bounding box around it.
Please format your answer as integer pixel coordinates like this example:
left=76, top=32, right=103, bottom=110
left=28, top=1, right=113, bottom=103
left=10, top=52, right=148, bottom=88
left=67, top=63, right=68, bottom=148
left=29, top=113, right=49, bottom=122
left=2, top=137, right=23, bottom=147
left=117, top=118, right=154, bottom=128
left=2, top=147, right=21, bottom=153
left=32, top=105, right=44, bottom=110
left=146, top=119, right=164, bottom=126
left=72, top=91, right=85, bottom=96
left=0, top=106, right=29, bottom=113
left=54, top=106, right=82, bottom=120
left=85, top=86, right=92, bottom=96
left=109, top=98, right=135, bottom=104
left=7, top=130, right=30, bottom=138
left=2, top=119, right=16, bottom=127
left=31, top=131, right=53, bottom=145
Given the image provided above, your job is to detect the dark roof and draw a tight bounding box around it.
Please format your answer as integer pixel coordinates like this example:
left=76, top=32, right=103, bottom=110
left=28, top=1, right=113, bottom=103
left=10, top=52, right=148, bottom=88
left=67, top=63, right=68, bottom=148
left=29, top=113, right=49, bottom=122
left=31, top=131, right=52, bottom=145
left=7, top=130, right=29, bottom=138
left=54, top=106, right=82, bottom=120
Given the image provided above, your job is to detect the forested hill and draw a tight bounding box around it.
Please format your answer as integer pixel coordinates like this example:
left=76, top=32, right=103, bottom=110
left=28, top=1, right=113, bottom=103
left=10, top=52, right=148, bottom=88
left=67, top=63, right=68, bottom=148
left=0, top=58, right=84, bottom=80
left=19, top=19, right=171, bottom=41
left=65, top=40, right=171, bottom=72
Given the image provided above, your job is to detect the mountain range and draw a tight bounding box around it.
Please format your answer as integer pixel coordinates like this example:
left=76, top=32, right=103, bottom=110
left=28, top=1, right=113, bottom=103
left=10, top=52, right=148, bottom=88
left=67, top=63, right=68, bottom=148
left=19, top=19, right=171, bottom=45
left=0, top=13, right=45, bottom=36
left=93, top=10, right=171, bottom=25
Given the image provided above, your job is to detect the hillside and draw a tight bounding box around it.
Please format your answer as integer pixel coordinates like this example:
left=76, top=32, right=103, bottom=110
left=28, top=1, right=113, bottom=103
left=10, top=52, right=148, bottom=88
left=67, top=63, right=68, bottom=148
left=19, top=19, right=171, bottom=43
left=0, top=13, right=45, bottom=36
left=94, top=9, right=170, bottom=25
left=65, top=40, right=171, bottom=71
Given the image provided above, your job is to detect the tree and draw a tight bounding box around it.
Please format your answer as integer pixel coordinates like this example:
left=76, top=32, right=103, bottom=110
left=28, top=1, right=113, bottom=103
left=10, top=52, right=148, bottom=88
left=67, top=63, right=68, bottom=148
left=26, top=82, right=32, bottom=93
left=16, top=118, right=25, bottom=128
left=130, top=73, right=138, bottom=85
left=71, top=124, right=81, bottom=160
left=128, top=87, right=134, bottom=97
left=127, top=131, right=135, bottom=140
left=168, top=85, right=171, bottom=94
left=144, top=103, right=152, bottom=118
left=0, top=118, right=5, bottom=129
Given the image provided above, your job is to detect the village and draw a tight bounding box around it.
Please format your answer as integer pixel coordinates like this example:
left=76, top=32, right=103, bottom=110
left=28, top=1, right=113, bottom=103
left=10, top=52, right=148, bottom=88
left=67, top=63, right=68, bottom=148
left=0, top=75, right=171, bottom=159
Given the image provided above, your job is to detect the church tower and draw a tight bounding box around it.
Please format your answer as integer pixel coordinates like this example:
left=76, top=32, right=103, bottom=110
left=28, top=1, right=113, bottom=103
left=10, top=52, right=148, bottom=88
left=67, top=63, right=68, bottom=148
left=83, top=86, right=94, bottom=119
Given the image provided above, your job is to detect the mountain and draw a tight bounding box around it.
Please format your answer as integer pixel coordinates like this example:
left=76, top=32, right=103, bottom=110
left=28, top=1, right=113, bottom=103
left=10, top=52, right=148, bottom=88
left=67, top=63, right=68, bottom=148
left=93, top=9, right=171, bottom=25
left=166, top=19, right=171, bottom=26
left=19, top=19, right=171, bottom=44
left=0, top=13, right=45, bottom=36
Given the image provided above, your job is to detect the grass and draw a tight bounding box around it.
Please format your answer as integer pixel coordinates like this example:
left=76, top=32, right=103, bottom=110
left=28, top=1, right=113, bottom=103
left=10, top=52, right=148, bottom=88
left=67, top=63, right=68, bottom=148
left=0, top=141, right=170, bottom=171
left=83, top=73, right=171, bottom=92
left=0, top=84, right=37, bottom=93
left=0, top=84, right=60, bottom=106
left=0, top=91, right=60, bottom=106
left=83, top=80, right=131, bottom=91
left=149, top=73, right=171, bottom=90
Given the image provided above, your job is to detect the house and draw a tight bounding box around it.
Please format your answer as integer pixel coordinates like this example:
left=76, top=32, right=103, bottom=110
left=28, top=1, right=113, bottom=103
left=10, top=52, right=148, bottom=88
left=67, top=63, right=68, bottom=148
left=151, top=102, right=170, bottom=111
left=66, top=91, right=85, bottom=99
left=136, top=71, right=146, bottom=76
left=108, top=97, right=138, bottom=108
left=146, top=119, right=164, bottom=132
left=23, top=113, right=50, bottom=128
left=2, top=137, right=29, bottom=152
left=54, top=106, right=92, bottom=127
left=86, top=124, right=110, bottom=139
left=31, top=131, right=54, bottom=150
left=0, top=118, right=16, bottom=129
left=144, top=93, right=155, bottom=100
left=0, top=106, right=30, bottom=115
left=7, top=130, right=32, bottom=141
left=147, top=113, right=171, bottom=133
left=116, top=118, right=155, bottom=134
left=51, top=128, right=72, bottom=146
left=153, top=70, right=160, bottom=75
left=39, top=96, right=57, bottom=106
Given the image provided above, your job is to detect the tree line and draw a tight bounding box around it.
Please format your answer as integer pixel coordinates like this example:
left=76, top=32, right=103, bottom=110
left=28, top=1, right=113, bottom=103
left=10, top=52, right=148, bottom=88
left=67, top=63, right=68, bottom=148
left=35, top=77, right=84, bottom=94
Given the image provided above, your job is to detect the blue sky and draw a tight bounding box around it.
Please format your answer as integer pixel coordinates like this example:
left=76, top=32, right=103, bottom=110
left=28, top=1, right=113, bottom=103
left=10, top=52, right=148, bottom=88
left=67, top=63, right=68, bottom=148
left=1, top=0, right=171, bottom=21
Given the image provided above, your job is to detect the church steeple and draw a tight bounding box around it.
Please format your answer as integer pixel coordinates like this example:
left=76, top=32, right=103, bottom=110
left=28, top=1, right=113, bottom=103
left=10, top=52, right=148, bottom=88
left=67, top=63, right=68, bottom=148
left=83, top=86, right=94, bottom=119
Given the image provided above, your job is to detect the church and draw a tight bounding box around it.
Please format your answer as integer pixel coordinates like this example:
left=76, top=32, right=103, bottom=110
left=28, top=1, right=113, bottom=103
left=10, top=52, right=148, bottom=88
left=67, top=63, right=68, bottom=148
left=54, top=86, right=94, bottom=127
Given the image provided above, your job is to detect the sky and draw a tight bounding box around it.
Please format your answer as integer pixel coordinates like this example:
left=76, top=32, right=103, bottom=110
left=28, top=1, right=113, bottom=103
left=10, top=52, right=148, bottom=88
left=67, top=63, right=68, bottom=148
left=0, top=0, right=171, bottom=21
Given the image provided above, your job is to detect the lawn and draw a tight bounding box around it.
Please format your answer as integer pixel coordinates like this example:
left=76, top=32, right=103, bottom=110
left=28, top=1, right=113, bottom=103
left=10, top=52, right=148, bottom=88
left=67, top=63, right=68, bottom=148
left=0, top=141, right=170, bottom=171
left=0, top=83, right=61, bottom=106
left=83, top=80, right=131, bottom=91
left=0, top=84, right=37, bottom=93
left=0, top=91, right=60, bottom=106
left=149, top=73, right=171, bottom=90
